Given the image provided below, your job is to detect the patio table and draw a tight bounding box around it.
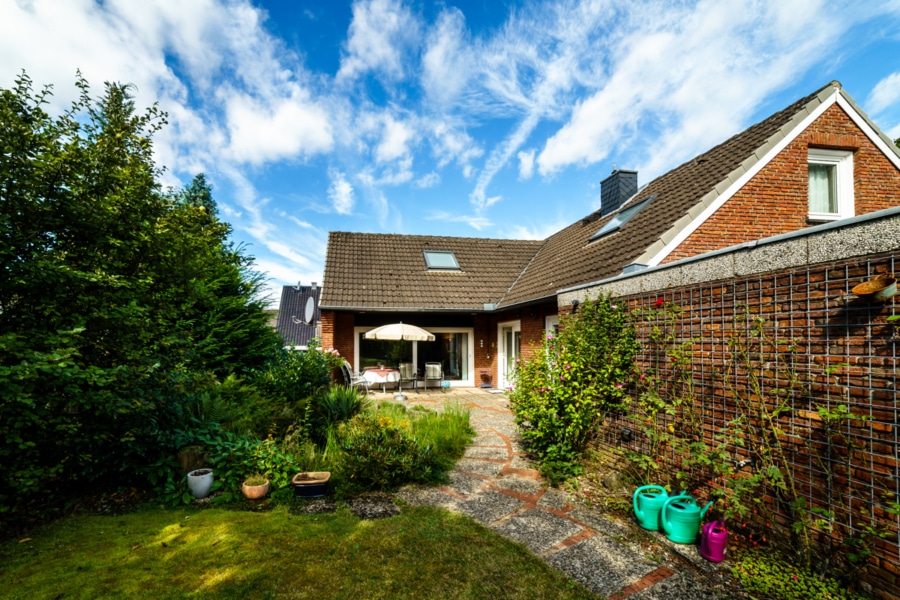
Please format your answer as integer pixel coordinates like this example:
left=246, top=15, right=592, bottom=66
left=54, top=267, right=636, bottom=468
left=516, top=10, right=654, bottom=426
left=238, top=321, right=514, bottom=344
left=363, top=367, right=401, bottom=393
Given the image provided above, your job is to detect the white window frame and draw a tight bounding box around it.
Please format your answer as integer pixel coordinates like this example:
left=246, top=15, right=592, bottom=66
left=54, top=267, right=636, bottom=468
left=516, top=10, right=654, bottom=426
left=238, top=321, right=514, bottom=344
left=545, top=315, right=559, bottom=337
left=808, top=148, right=854, bottom=222
left=353, top=325, right=474, bottom=386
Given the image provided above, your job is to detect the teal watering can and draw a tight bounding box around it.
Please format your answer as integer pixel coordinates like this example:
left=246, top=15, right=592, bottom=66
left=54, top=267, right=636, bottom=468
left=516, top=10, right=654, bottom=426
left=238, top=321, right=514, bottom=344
left=632, top=485, right=669, bottom=531
left=661, top=493, right=713, bottom=544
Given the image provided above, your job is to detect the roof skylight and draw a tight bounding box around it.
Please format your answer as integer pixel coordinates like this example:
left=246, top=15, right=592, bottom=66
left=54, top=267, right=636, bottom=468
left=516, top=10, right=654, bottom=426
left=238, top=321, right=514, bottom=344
left=424, top=250, right=460, bottom=270
left=589, top=195, right=655, bottom=242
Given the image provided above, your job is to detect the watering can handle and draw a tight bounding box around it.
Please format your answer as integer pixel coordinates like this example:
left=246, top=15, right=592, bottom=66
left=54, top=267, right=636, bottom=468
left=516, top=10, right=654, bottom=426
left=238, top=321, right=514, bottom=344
left=633, top=485, right=664, bottom=518
left=660, top=495, right=677, bottom=534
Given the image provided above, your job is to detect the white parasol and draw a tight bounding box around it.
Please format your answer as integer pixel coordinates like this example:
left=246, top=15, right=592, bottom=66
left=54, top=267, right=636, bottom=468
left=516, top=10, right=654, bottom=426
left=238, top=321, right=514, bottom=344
left=364, top=322, right=435, bottom=341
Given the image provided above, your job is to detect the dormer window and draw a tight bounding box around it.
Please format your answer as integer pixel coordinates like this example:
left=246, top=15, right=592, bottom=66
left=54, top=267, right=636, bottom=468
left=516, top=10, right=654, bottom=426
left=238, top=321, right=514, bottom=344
left=424, top=250, right=460, bottom=270
left=589, top=195, right=655, bottom=242
left=808, top=148, right=854, bottom=221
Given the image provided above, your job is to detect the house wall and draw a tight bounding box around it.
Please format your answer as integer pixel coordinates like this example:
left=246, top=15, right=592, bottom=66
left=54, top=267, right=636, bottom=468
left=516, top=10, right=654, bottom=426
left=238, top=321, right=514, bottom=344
left=664, top=103, right=900, bottom=263
left=561, top=210, right=900, bottom=600
left=320, top=310, right=355, bottom=366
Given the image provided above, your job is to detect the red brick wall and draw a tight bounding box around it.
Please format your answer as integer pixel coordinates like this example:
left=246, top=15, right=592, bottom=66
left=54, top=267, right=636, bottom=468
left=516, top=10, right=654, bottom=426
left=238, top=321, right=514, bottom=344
left=665, top=104, right=900, bottom=263
left=595, top=251, right=900, bottom=599
left=320, top=310, right=356, bottom=367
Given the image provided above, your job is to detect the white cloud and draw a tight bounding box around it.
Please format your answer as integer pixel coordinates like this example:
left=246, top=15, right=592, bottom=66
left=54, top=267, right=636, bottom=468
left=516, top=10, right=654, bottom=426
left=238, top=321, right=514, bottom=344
left=868, top=72, right=900, bottom=115
left=503, top=219, right=568, bottom=241
left=328, top=170, right=355, bottom=214
left=376, top=115, right=415, bottom=163
left=536, top=0, right=846, bottom=177
left=517, top=149, right=535, bottom=179
left=426, top=211, right=492, bottom=230
left=421, top=8, right=471, bottom=106
left=337, top=0, right=417, bottom=83
left=224, top=90, right=333, bottom=164
left=429, top=120, right=483, bottom=171
left=414, top=172, right=440, bottom=188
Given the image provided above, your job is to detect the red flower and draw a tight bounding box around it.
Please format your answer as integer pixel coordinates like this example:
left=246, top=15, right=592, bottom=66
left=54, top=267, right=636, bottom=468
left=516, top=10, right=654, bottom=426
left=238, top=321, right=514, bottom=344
left=654, top=298, right=664, bottom=307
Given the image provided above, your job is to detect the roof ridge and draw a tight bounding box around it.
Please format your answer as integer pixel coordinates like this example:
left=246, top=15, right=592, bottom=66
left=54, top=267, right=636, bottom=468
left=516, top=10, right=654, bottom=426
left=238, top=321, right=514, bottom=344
left=496, top=239, right=548, bottom=306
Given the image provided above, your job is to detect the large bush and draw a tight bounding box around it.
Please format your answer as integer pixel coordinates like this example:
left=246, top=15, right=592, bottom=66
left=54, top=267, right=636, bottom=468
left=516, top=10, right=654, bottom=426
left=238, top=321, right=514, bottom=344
left=509, top=295, right=638, bottom=482
left=0, top=73, right=280, bottom=516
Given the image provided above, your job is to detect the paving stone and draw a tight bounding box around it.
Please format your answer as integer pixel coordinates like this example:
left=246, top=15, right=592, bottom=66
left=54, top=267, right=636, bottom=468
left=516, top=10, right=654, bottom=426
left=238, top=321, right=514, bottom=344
left=454, top=458, right=505, bottom=477
left=545, top=534, right=659, bottom=597
left=445, top=471, right=490, bottom=495
left=537, top=487, right=572, bottom=510
left=470, top=433, right=506, bottom=447
left=629, top=569, right=728, bottom=600
left=491, top=475, right=544, bottom=496
left=508, top=455, right=538, bottom=471
left=566, top=507, right=632, bottom=538
left=463, top=446, right=510, bottom=460
left=455, top=490, right=524, bottom=525
left=491, top=509, right=583, bottom=554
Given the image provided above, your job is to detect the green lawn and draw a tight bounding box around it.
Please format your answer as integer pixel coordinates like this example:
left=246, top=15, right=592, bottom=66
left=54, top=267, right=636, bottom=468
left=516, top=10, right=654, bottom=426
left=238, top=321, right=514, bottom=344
left=0, top=503, right=595, bottom=599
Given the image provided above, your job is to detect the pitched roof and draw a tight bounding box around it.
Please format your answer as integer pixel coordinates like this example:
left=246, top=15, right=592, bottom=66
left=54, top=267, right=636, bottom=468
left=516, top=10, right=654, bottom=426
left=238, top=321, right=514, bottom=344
left=323, top=81, right=899, bottom=312
left=497, top=82, right=841, bottom=307
left=320, top=232, right=542, bottom=310
left=275, top=285, right=320, bottom=346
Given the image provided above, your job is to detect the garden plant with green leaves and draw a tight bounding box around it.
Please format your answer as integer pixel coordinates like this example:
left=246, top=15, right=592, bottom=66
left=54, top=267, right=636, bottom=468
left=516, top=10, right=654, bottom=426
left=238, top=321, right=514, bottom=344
left=509, top=295, right=638, bottom=483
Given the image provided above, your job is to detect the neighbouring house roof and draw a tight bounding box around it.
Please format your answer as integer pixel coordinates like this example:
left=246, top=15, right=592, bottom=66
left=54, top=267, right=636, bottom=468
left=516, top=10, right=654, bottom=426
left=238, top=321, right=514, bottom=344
left=322, top=81, right=900, bottom=312
left=275, top=285, right=321, bottom=346
left=320, top=233, right=542, bottom=310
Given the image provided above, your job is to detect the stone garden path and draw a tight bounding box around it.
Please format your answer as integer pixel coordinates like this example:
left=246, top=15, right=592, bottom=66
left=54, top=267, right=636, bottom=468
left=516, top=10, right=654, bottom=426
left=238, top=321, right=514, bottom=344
left=385, top=387, right=733, bottom=599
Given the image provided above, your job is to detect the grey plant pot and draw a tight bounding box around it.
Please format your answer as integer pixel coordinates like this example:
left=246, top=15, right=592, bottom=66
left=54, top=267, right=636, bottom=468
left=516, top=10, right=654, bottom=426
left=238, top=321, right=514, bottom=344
left=187, top=468, right=214, bottom=499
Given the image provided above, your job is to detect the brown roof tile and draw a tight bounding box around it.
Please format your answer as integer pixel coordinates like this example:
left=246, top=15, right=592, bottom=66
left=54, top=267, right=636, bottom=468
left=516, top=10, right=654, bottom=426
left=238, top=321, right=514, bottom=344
left=320, top=232, right=543, bottom=310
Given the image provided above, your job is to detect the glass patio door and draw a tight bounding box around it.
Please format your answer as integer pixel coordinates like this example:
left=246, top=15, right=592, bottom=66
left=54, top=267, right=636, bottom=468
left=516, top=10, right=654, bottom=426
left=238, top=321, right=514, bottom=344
left=498, top=321, right=521, bottom=389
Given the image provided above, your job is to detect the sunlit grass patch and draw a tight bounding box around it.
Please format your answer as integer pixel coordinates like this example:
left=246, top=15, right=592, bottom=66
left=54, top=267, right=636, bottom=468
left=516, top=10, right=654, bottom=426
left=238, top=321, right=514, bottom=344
left=1, top=505, right=593, bottom=599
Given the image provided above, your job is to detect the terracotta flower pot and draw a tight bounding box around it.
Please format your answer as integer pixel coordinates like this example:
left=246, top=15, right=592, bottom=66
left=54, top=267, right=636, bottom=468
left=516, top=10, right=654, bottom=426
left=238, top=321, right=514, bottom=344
left=241, top=479, right=270, bottom=500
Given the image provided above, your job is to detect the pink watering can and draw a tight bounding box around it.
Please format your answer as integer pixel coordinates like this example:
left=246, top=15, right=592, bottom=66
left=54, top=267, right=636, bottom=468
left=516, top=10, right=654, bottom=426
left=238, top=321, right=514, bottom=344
left=700, top=519, right=728, bottom=562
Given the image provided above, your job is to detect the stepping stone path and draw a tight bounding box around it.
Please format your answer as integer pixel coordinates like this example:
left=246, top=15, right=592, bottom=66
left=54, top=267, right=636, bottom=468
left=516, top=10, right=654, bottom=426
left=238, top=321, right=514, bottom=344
left=389, top=388, right=731, bottom=598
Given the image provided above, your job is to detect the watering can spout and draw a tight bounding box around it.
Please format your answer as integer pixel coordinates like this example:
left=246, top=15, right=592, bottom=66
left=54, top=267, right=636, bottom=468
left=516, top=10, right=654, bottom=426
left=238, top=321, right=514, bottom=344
left=700, top=501, right=713, bottom=518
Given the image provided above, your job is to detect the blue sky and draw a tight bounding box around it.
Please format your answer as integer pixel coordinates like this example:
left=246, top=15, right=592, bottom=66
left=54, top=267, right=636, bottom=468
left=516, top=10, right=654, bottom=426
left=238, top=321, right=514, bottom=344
left=3, top=0, right=900, bottom=307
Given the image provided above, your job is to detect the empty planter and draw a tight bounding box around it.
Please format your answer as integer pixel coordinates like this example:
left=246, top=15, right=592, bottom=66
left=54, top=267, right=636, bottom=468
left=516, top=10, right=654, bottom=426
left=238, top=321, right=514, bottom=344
left=186, top=468, right=214, bottom=499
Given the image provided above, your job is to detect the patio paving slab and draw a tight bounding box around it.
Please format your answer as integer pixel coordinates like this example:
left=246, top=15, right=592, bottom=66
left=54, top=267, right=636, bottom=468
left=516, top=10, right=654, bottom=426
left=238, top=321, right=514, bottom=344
left=455, top=489, right=525, bottom=525
left=491, top=509, right=584, bottom=555
left=545, top=534, right=659, bottom=597
left=445, top=471, right=490, bottom=496
left=463, top=446, right=510, bottom=460
left=454, top=458, right=506, bottom=477
left=537, top=487, right=573, bottom=511
left=490, top=475, right=544, bottom=496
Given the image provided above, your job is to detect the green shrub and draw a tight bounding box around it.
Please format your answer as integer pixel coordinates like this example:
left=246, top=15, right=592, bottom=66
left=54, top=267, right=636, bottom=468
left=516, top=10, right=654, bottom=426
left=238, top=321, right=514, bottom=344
left=314, top=385, right=369, bottom=431
left=337, top=413, right=436, bottom=492
left=509, top=295, right=637, bottom=483
left=733, top=550, right=865, bottom=599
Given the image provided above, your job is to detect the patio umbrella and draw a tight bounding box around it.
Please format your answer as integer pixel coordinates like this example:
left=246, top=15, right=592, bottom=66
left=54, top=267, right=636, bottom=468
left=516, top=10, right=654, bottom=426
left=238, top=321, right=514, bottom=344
left=364, top=322, right=435, bottom=341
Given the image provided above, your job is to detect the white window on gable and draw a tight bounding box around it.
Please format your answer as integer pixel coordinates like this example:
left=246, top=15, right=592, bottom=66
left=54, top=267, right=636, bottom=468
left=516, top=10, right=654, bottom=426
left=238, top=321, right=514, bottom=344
left=808, top=148, right=854, bottom=222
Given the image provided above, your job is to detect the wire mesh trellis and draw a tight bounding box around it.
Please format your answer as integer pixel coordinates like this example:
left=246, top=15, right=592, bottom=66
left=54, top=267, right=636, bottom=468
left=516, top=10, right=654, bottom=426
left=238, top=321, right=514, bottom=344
left=600, top=250, right=899, bottom=574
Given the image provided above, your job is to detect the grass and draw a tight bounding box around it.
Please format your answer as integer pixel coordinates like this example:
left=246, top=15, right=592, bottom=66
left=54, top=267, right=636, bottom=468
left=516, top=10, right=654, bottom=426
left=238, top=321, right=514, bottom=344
left=0, top=504, right=594, bottom=599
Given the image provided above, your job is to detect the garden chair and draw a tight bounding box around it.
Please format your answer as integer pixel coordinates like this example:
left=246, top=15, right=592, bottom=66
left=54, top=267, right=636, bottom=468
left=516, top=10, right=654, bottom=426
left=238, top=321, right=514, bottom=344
left=423, top=362, right=443, bottom=391
left=341, top=360, right=369, bottom=394
left=399, top=362, right=419, bottom=390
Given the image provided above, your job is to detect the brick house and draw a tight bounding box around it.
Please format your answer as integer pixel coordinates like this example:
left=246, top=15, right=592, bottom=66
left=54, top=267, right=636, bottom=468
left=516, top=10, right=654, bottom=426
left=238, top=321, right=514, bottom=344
left=319, top=81, right=900, bottom=388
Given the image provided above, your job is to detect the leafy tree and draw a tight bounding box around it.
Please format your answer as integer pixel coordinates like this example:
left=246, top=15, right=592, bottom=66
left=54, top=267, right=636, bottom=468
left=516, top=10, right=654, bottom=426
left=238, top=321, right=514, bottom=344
left=0, top=72, right=280, bottom=515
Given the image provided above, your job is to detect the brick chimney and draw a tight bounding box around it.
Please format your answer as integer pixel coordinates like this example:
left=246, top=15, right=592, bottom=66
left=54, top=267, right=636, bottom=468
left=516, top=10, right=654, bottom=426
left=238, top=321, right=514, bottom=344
left=600, top=169, right=638, bottom=217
